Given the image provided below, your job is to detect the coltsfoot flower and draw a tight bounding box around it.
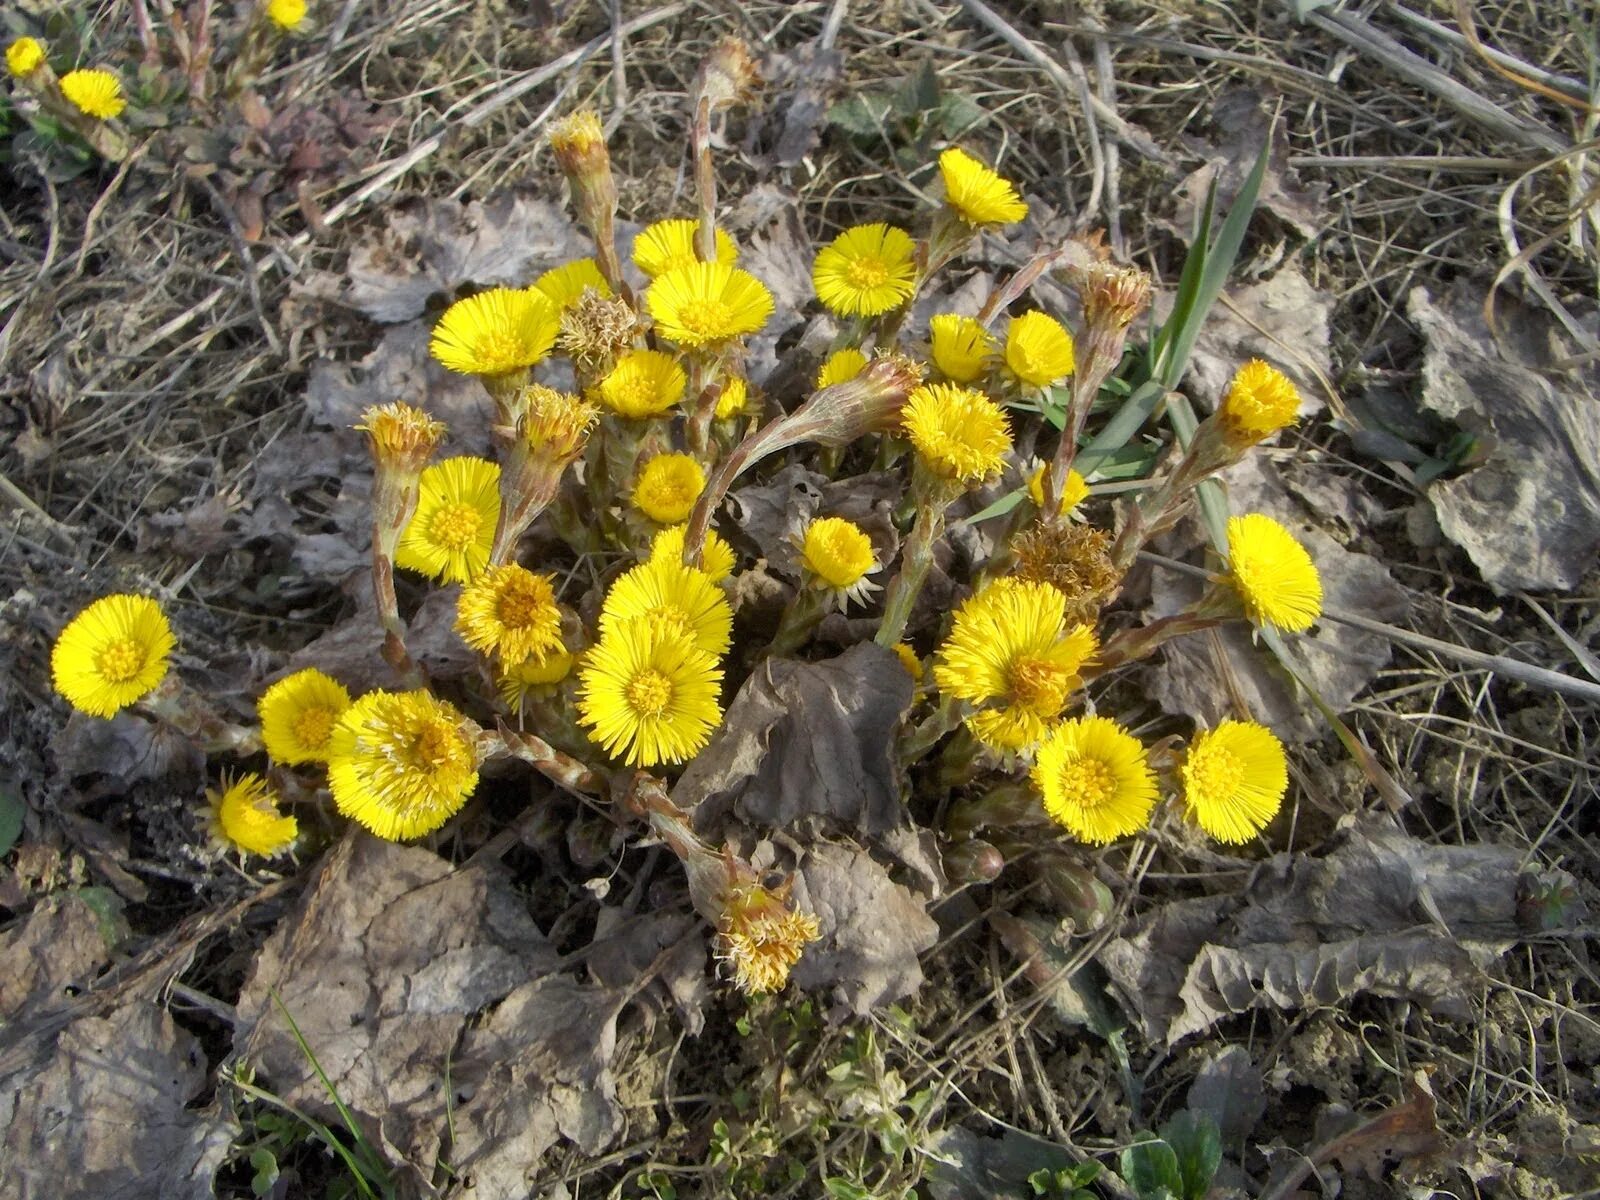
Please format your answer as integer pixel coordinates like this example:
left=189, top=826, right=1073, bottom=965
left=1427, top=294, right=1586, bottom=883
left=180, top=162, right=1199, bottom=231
left=631, top=453, right=705, bottom=524
left=938, top=147, right=1027, bottom=226
left=717, top=880, right=822, bottom=995
left=1026, top=464, right=1089, bottom=516
left=533, top=258, right=612, bottom=310
left=1224, top=514, right=1323, bottom=632
left=650, top=523, right=737, bottom=583
left=517, top=384, right=598, bottom=459
left=632, top=218, right=738, bottom=278
left=597, top=349, right=687, bottom=419
left=902, top=382, right=1013, bottom=486
left=1181, top=719, right=1288, bottom=843
left=356, top=402, right=446, bottom=475
left=396, top=456, right=500, bottom=583
left=59, top=69, right=125, bottom=119
left=265, top=0, right=310, bottom=32
left=577, top=618, right=723, bottom=767
left=600, top=559, right=733, bottom=656
left=209, top=773, right=298, bottom=857
left=714, top=376, right=749, bottom=420
left=258, top=668, right=351, bottom=764
left=51, top=594, right=174, bottom=718
left=929, top=313, right=996, bottom=384
left=1031, top=715, right=1157, bottom=844
left=456, top=564, right=565, bottom=665
left=1004, top=311, right=1075, bottom=388
left=812, top=223, right=917, bottom=317
left=647, top=263, right=774, bottom=348
left=327, top=690, right=482, bottom=841
left=429, top=287, right=559, bottom=377
left=1220, top=359, right=1300, bottom=445
left=497, top=648, right=577, bottom=711
left=816, top=347, right=869, bottom=389
left=798, top=516, right=881, bottom=611
left=6, top=37, right=45, bottom=78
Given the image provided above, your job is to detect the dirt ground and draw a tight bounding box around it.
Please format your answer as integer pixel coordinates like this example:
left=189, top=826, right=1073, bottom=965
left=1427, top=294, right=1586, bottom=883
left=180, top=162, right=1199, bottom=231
left=1, top=2, right=1597, bottom=1198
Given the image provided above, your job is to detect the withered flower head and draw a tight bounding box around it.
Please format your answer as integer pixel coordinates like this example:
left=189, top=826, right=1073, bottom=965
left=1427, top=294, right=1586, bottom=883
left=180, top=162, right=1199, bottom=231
left=717, top=876, right=821, bottom=995
left=557, top=290, right=641, bottom=377
left=695, top=38, right=759, bottom=111
left=357, top=402, right=447, bottom=476
left=548, top=109, right=607, bottom=175
left=1012, top=519, right=1121, bottom=627
left=1076, top=263, right=1152, bottom=333
left=517, top=384, right=598, bottom=461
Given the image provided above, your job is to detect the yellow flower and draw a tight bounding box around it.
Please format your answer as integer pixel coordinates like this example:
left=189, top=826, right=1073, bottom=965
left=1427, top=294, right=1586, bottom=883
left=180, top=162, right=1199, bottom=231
left=258, top=668, right=351, bottom=765
left=647, top=262, right=774, bottom=348
left=939, top=147, right=1028, bottom=226
left=812, top=223, right=917, bottom=317
left=597, top=349, right=687, bottom=419
left=59, top=69, right=125, bottom=120
left=934, top=578, right=1097, bottom=752
left=1182, top=720, right=1288, bottom=843
left=929, top=313, right=996, bottom=384
left=356, top=402, right=446, bottom=475
left=902, top=382, right=1012, bottom=486
left=1031, top=715, right=1157, bottom=844
left=456, top=564, right=565, bottom=665
left=632, top=218, right=738, bottom=279
left=1220, top=359, right=1300, bottom=444
left=51, top=594, right=174, bottom=718
left=816, top=347, right=869, bottom=390
left=429, top=287, right=559, bottom=377
left=892, top=642, right=924, bottom=683
left=1224, top=514, right=1323, bottom=633
left=209, top=773, right=298, bottom=857
left=632, top=453, right=705, bottom=524
left=600, top=559, right=732, bottom=656
left=327, top=690, right=481, bottom=840
left=715, top=376, right=749, bottom=420
left=532, top=258, right=612, bottom=310
left=7, top=37, right=46, bottom=77
left=799, top=516, right=881, bottom=611
left=1004, top=311, right=1075, bottom=388
left=265, top=0, right=309, bottom=31
left=518, top=384, right=598, bottom=458
left=497, top=648, right=577, bottom=710
left=1026, top=464, right=1088, bottom=516
left=650, top=523, right=737, bottom=583
left=717, top=882, right=821, bottom=995
left=396, top=456, right=500, bottom=583
left=577, top=618, right=723, bottom=768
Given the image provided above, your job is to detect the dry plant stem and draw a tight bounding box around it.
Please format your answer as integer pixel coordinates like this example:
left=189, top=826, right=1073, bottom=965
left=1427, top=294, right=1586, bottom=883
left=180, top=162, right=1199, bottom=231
left=369, top=550, right=424, bottom=689
left=691, top=97, right=719, bottom=264
left=187, top=0, right=214, bottom=102
left=684, top=354, right=718, bottom=459
left=1084, top=610, right=1224, bottom=680
left=131, top=0, right=162, bottom=70
left=490, top=725, right=603, bottom=798
left=875, top=499, right=945, bottom=648
left=975, top=247, right=1065, bottom=328
left=137, top=678, right=260, bottom=755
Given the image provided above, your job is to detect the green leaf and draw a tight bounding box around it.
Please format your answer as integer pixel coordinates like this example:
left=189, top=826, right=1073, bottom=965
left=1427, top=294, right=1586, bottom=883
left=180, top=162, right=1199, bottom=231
left=935, top=93, right=986, bottom=139
left=827, top=93, right=896, bottom=139
left=0, top=786, right=24, bottom=858
left=823, top=1178, right=873, bottom=1200
left=1161, top=1111, right=1221, bottom=1200
left=249, top=1147, right=280, bottom=1196
left=1120, top=1135, right=1182, bottom=1200
left=895, top=60, right=941, bottom=117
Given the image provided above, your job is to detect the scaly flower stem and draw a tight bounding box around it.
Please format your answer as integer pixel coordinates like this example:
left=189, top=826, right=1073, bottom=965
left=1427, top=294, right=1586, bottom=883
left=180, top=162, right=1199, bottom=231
left=691, top=97, right=719, bottom=264
left=875, top=499, right=944, bottom=648
left=767, top=586, right=826, bottom=658
left=370, top=550, right=425, bottom=689
left=487, top=725, right=604, bottom=798
left=1083, top=609, right=1223, bottom=679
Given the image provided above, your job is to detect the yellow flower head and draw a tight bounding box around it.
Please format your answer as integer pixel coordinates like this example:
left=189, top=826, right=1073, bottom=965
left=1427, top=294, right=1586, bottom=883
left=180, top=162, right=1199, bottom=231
left=632, top=453, right=706, bottom=524
left=327, top=690, right=482, bottom=841
left=1026, top=465, right=1089, bottom=516
left=456, top=564, right=565, bottom=665
left=715, top=376, right=749, bottom=421
left=929, top=313, right=996, bottom=384
left=532, top=258, right=612, bottom=310
left=799, top=516, right=881, bottom=611
left=892, top=642, right=924, bottom=683
left=600, top=559, right=733, bottom=656
left=497, top=648, right=577, bottom=710
left=816, top=347, right=869, bottom=390
left=650, top=523, right=737, bottom=583
left=1182, top=720, right=1288, bottom=843
left=632, top=218, right=738, bottom=279
left=395, top=456, right=500, bottom=583
left=518, top=384, right=598, bottom=459
left=577, top=618, right=723, bottom=767
left=51, top=594, right=174, bottom=718
left=813, top=223, right=917, bottom=318
left=1004, top=311, right=1075, bottom=388
left=902, top=382, right=1013, bottom=486
left=1224, top=514, right=1323, bottom=633
left=429, top=287, right=559, bottom=377
left=59, top=69, right=125, bottom=120
left=258, top=668, right=351, bottom=765
left=717, top=881, right=822, bottom=995
left=7, top=37, right=46, bottom=77
left=597, top=349, right=687, bottom=419
left=647, top=263, right=774, bottom=348
left=939, top=147, right=1028, bottom=227
left=356, top=402, right=446, bottom=475
left=1031, top=715, right=1157, bottom=844
left=934, top=578, right=1097, bottom=752
left=265, top=0, right=309, bottom=31
left=209, top=772, right=298, bottom=857
left=1220, top=359, right=1300, bottom=444
left=547, top=109, right=607, bottom=174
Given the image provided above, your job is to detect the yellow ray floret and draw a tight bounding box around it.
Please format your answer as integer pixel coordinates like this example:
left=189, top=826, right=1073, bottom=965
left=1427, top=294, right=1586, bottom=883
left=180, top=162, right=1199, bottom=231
left=456, top=564, right=565, bottom=665
left=929, top=313, right=996, bottom=384
left=892, top=642, right=925, bottom=683
left=326, top=690, right=481, bottom=841
left=650, top=523, right=737, bottom=583
left=632, top=219, right=738, bottom=279
left=51, top=594, right=174, bottom=718
left=1004, top=311, right=1075, bottom=388
left=632, top=453, right=706, bottom=524
left=1031, top=715, right=1157, bottom=844
left=939, top=147, right=1028, bottom=226
left=396, top=456, right=500, bottom=583
left=934, top=578, right=1097, bottom=752
left=429, top=287, right=559, bottom=377
left=577, top=618, right=723, bottom=768
left=902, top=382, right=1013, bottom=485
left=59, top=69, right=125, bottom=120
left=7, top=37, right=46, bottom=77
left=600, top=558, right=733, bottom=656
left=717, top=882, right=821, bottom=995
left=816, top=347, right=869, bottom=390
left=356, top=402, right=446, bottom=473
left=1220, top=359, right=1300, bottom=444
left=1224, top=514, right=1323, bottom=633
left=258, top=667, right=351, bottom=765
left=532, top=258, right=612, bottom=310
left=1026, top=465, right=1089, bottom=516
left=209, top=772, right=298, bottom=857
left=813, top=223, right=917, bottom=318
left=519, top=385, right=598, bottom=458
left=800, top=516, right=881, bottom=611
left=647, top=263, right=774, bottom=348
left=1181, top=719, right=1288, bottom=843
left=597, top=349, right=687, bottom=419
left=715, top=376, right=749, bottom=420
left=265, top=0, right=309, bottom=32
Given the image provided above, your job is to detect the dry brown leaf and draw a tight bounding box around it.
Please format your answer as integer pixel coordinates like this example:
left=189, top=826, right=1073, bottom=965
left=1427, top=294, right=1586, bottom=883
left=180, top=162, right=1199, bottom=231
left=52, top=711, right=203, bottom=783
left=745, top=44, right=844, bottom=168
left=0, top=891, right=115, bottom=1023
left=1313, top=1071, right=1447, bottom=1182
left=1188, top=1045, right=1268, bottom=1144
left=285, top=586, right=475, bottom=693
left=724, top=464, right=902, bottom=582
left=586, top=907, right=711, bottom=1035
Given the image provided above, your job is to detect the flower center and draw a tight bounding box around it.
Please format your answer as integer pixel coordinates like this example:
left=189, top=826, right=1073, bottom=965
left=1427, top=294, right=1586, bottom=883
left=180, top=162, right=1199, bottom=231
left=429, top=502, right=483, bottom=552
left=1009, top=656, right=1073, bottom=715
left=476, top=328, right=529, bottom=372
left=625, top=668, right=673, bottom=717
left=845, top=259, right=890, bottom=290
left=806, top=532, right=873, bottom=588
left=96, top=638, right=145, bottom=684
left=616, top=375, right=659, bottom=411
left=406, top=719, right=468, bottom=776
left=495, top=576, right=552, bottom=630
left=293, top=706, right=336, bottom=750
left=676, top=299, right=734, bottom=337
left=1189, top=747, right=1244, bottom=800
left=645, top=477, right=694, bottom=510
left=1055, top=757, right=1115, bottom=811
